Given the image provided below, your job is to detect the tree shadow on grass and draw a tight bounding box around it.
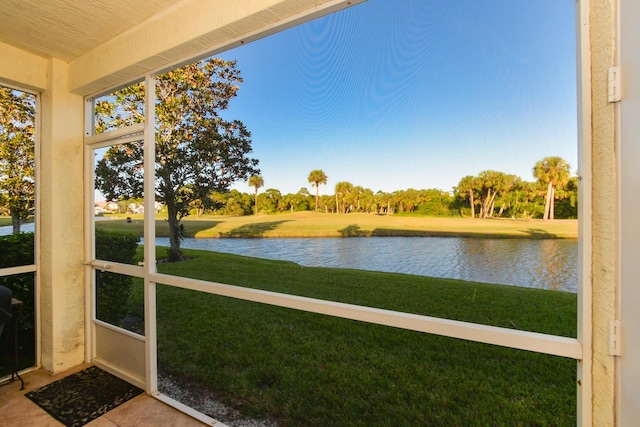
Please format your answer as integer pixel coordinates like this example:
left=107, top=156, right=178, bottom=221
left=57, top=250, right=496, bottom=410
left=339, top=224, right=368, bottom=237
left=372, top=227, right=562, bottom=239
left=180, top=220, right=224, bottom=237
left=220, top=220, right=291, bottom=238
left=519, top=228, right=559, bottom=239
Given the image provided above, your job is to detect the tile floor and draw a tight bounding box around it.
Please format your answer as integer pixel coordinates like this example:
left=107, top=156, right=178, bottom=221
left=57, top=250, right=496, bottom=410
left=0, top=364, right=206, bottom=426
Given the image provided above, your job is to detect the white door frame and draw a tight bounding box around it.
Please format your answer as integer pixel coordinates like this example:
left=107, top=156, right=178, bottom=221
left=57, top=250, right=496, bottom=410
left=617, top=0, right=640, bottom=424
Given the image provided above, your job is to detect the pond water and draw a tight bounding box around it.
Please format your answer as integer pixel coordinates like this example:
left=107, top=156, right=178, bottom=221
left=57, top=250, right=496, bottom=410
left=0, top=222, right=35, bottom=235
left=154, top=236, right=578, bottom=293
left=1, top=223, right=577, bottom=292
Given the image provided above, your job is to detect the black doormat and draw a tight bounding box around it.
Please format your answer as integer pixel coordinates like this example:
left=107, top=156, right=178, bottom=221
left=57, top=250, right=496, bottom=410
left=25, top=366, right=143, bottom=427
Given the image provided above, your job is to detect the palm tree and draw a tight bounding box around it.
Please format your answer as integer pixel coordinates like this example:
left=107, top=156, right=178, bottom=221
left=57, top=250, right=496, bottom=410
left=533, top=157, right=571, bottom=220
left=334, top=181, right=353, bottom=214
left=375, top=191, right=392, bottom=215
left=457, top=175, right=477, bottom=218
left=307, top=169, right=328, bottom=212
left=248, top=175, right=264, bottom=215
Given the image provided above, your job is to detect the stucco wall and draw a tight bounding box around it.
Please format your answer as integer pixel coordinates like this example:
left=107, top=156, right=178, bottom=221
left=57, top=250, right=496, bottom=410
left=38, top=59, right=85, bottom=373
left=0, top=41, right=48, bottom=91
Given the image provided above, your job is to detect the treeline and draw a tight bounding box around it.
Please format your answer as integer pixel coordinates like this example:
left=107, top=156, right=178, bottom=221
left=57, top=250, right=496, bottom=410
left=201, top=186, right=456, bottom=217
left=188, top=157, right=577, bottom=220
left=198, top=179, right=576, bottom=219
left=105, top=157, right=576, bottom=220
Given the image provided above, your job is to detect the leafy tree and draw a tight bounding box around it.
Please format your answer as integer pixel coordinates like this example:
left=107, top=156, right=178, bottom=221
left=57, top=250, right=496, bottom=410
left=210, top=189, right=252, bottom=216
left=308, top=169, right=328, bottom=212
left=505, top=181, right=543, bottom=220
left=359, top=187, right=375, bottom=213
left=351, top=186, right=365, bottom=212
left=248, top=175, right=264, bottom=215
left=553, top=176, right=579, bottom=219
left=95, top=58, right=259, bottom=261
left=493, top=175, right=521, bottom=217
left=375, top=191, right=392, bottom=215
left=0, top=87, right=36, bottom=234
left=259, top=188, right=282, bottom=214
left=457, top=175, right=478, bottom=218
left=417, top=189, right=455, bottom=216
left=334, top=181, right=353, bottom=214
left=319, top=194, right=335, bottom=213
left=533, top=157, right=571, bottom=220
left=403, top=188, right=420, bottom=213
left=292, top=187, right=312, bottom=212
left=474, top=171, right=519, bottom=219
left=278, top=193, right=293, bottom=213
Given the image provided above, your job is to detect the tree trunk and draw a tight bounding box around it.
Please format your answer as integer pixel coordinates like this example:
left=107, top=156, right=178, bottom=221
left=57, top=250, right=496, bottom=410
left=10, top=209, right=22, bottom=235
left=315, top=186, right=319, bottom=212
left=335, top=194, right=340, bottom=214
left=481, top=189, right=492, bottom=219
left=254, top=190, right=258, bottom=215
left=469, top=190, right=475, bottom=219
left=549, top=185, right=556, bottom=220
left=543, top=181, right=553, bottom=220
left=166, top=202, right=183, bottom=262
left=487, top=190, right=498, bottom=218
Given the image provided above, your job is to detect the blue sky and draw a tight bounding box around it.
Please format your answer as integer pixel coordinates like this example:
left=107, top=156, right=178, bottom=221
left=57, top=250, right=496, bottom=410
left=220, top=0, right=578, bottom=196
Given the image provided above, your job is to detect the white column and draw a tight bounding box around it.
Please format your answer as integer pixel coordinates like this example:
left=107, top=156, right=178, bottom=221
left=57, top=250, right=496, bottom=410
left=38, top=58, right=85, bottom=373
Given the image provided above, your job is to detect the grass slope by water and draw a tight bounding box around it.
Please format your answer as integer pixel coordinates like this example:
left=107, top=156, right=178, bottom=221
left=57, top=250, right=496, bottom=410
left=98, top=211, right=578, bottom=239
left=128, top=247, right=577, bottom=426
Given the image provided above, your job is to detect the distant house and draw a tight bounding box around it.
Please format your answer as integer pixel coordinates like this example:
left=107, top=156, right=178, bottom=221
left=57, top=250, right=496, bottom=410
left=105, top=201, right=119, bottom=213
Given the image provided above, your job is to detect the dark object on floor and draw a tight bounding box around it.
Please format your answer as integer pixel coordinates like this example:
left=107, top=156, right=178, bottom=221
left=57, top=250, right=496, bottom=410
left=0, top=284, right=11, bottom=336
left=0, top=285, right=23, bottom=389
left=25, top=366, right=144, bottom=427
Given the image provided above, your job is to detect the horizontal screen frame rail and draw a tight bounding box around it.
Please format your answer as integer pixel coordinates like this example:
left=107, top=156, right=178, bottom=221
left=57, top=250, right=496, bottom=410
left=153, top=272, right=582, bottom=360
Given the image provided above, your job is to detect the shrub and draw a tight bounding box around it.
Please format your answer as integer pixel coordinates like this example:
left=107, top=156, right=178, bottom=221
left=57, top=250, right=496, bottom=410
left=95, top=229, right=140, bottom=326
left=0, top=232, right=35, bottom=329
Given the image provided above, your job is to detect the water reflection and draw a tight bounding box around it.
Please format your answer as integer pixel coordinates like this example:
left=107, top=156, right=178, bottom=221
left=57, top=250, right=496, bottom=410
left=451, top=238, right=576, bottom=291
left=0, top=222, right=577, bottom=292
left=150, top=236, right=578, bottom=293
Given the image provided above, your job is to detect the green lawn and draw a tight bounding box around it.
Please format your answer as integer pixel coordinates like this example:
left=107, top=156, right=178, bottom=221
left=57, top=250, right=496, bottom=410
left=128, top=247, right=577, bottom=426
left=98, top=211, right=578, bottom=239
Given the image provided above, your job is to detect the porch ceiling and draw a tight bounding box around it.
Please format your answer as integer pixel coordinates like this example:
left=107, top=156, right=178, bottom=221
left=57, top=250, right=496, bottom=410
left=0, top=0, right=179, bottom=61
left=1, top=0, right=355, bottom=95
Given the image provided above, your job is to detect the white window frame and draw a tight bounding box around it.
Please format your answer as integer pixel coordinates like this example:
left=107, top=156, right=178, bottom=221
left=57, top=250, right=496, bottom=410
left=0, top=82, right=41, bottom=378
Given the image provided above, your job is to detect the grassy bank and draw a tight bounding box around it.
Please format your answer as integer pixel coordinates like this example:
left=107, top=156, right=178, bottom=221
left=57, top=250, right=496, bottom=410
left=98, top=211, right=578, bottom=239
left=129, top=247, right=577, bottom=426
